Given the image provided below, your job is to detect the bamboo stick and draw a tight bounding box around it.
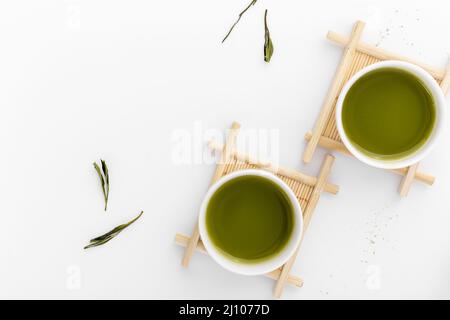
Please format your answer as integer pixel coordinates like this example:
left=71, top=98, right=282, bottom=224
left=181, top=122, right=241, bottom=267
left=302, top=21, right=365, bottom=164
left=399, top=163, right=420, bottom=197
left=304, top=131, right=436, bottom=185
left=304, top=131, right=351, bottom=156
left=208, top=139, right=339, bottom=195
left=274, top=155, right=335, bottom=298
left=175, top=233, right=304, bottom=287
left=327, top=31, right=447, bottom=82
left=395, top=167, right=435, bottom=185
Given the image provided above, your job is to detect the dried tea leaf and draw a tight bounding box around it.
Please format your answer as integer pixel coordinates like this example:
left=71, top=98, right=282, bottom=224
left=101, top=159, right=109, bottom=208
left=264, top=9, right=274, bottom=63
left=93, top=159, right=109, bottom=211
left=84, top=211, right=144, bottom=250
left=222, top=0, right=258, bottom=43
left=84, top=235, right=115, bottom=250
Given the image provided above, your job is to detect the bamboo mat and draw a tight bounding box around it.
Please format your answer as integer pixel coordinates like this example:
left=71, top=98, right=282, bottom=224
left=303, top=20, right=450, bottom=197
left=175, top=122, right=339, bottom=298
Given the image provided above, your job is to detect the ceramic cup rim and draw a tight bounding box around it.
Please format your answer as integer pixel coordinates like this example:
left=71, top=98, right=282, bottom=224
left=198, top=169, right=303, bottom=276
left=335, top=60, right=446, bottom=170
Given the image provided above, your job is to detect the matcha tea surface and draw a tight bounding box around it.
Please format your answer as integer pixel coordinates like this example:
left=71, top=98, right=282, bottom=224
left=342, top=68, right=435, bottom=159
left=206, top=175, right=295, bottom=263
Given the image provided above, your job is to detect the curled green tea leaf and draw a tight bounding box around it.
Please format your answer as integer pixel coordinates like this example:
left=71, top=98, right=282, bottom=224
left=264, top=9, right=274, bottom=63
left=222, top=0, right=258, bottom=43
left=93, top=159, right=110, bottom=211
left=84, top=211, right=144, bottom=250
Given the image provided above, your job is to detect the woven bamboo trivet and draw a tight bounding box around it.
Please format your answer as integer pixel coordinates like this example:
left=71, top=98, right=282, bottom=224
left=175, top=122, right=339, bottom=298
left=303, top=20, right=450, bottom=197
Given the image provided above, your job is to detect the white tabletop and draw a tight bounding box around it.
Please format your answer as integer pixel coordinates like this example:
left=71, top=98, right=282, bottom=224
left=0, top=0, right=449, bottom=299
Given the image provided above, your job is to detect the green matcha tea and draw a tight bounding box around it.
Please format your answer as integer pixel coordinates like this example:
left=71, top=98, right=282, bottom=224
left=205, top=175, right=295, bottom=264
left=342, top=67, right=436, bottom=160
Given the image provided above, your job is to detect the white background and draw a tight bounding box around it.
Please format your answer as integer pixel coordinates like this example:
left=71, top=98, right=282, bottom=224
left=0, top=0, right=449, bottom=300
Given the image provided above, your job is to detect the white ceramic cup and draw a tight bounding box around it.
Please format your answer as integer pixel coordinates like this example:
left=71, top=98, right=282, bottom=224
left=198, top=169, right=303, bottom=276
left=335, top=60, right=446, bottom=170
